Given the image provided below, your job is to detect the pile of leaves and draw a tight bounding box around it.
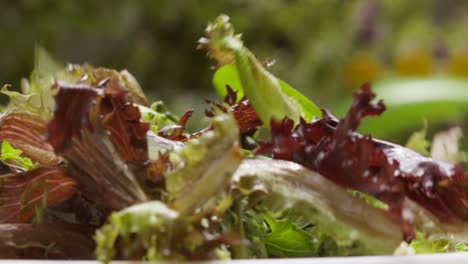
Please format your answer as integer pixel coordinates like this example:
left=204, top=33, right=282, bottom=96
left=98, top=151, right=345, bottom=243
left=0, top=15, right=467, bottom=262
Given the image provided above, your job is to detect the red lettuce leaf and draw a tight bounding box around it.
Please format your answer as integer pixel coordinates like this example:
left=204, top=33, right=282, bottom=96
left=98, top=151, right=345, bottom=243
left=0, top=167, right=77, bottom=223
left=258, top=83, right=468, bottom=241
left=206, top=86, right=262, bottom=136
left=157, top=110, right=197, bottom=142
left=99, top=86, right=150, bottom=162
left=47, top=82, right=99, bottom=153
left=48, top=81, right=150, bottom=164
left=0, top=223, right=94, bottom=259
left=0, top=111, right=58, bottom=165
left=47, top=81, right=150, bottom=210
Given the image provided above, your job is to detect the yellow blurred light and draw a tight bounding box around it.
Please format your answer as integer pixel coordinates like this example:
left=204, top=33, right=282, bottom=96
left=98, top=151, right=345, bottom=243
left=394, top=49, right=433, bottom=76
left=344, top=53, right=381, bottom=89
left=448, top=50, right=468, bottom=77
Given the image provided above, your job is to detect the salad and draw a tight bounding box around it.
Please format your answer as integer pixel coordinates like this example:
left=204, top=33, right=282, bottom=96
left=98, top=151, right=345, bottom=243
left=0, top=15, right=467, bottom=262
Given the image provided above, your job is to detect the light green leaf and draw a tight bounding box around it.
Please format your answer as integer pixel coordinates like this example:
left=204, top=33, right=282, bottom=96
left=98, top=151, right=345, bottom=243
left=278, top=79, right=321, bottom=123
left=405, top=122, right=430, bottom=156
left=166, top=111, right=243, bottom=215
left=1, top=141, right=35, bottom=170
left=27, top=45, right=65, bottom=114
left=348, top=190, right=389, bottom=210
left=1, top=85, right=36, bottom=104
left=264, top=215, right=315, bottom=257
left=95, top=201, right=181, bottom=263
left=455, top=242, right=468, bottom=252
left=212, top=64, right=321, bottom=123
left=204, top=15, right=321, bottom=126
left=409, top=232, right=468, bottom=253
left=137, top=101, right=177, bottom=132
left=212, top=64, right=244, bottom=100
left=233, top=159, right=402, bottom=255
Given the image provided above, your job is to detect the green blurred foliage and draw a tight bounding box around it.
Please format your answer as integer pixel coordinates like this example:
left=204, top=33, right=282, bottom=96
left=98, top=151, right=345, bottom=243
left=0, top=0, right=467, bottom=122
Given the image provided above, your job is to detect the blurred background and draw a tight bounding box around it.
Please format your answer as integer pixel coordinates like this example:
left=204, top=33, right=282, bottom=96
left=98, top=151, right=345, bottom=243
left=0, top=0, right=467, bottom=144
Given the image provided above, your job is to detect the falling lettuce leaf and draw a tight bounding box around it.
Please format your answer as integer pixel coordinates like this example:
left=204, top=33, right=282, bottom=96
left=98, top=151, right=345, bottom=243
left=200, top=14, right=321, bottom=125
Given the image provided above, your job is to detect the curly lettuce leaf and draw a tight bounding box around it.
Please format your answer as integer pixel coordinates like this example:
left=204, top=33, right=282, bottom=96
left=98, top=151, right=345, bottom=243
left=240, top=210, right=269, bottom=258
left=3, top=47, right=148, bottom=118
left=95, top=201, right=180, bottom=263
left=200, top=15, right=321, bottom=125
left=166, top=110, right=243, bottom=215
left=409, top=232, right=468, bottom=253
left=95, top=201, right=238, bottom=263
left=257, top=85, right=468, bottom=240
left=138, top=101, right=178, bottom=133
left=232, top=159, right=402, bottom=255
left=347, top=78, right=468, bottom=139
left=47, top=81, right=149, bottom=210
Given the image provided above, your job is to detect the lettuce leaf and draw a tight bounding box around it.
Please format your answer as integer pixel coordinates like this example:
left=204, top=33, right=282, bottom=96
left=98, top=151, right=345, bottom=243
left=1, top=141, right=35, bottom=170
left=232, top=158, right=402, bottom=255
left=409, top=232, right=468, bottom=253
left=95, top=201, right=181, bottom=263
left=405, top=123, right=430, bottom=156
left=95, top=201, right=239, bottom=263
left=0, top=111, right=59, bottom=166
left=263, top=215, right=316, bottom=257
left=138, top=101, right=178, bottom=133
left=166, top=110, right=243, bottom=215
left=47, top=81, right=149, bottom=210
left=200, top=15, right=321, bottom=126
left=0, top=167, right=77, bottom=224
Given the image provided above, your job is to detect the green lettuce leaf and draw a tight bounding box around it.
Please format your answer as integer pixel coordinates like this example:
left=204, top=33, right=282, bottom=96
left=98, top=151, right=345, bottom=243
left=201, top=15, right=321, bottom=125
left=232, top=159, right=402, bottom=255
left=95, top=201, right=182, bottom=263
left=1, top=141, right=35, bottom=170
left=409, top=232, right=468, bottom=253
left=405, top=123, right=430, bottom=156
left=22, top=45, right=65, bottom=115
left=263, top=215, right=315, bottom=257
left=348, top=190, right=389, bottom=210
left=95, top=201, right=237, bottom=263
left=166, top=111, right=243, bottom=215
left=137, top=101, right=178, bottom=133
